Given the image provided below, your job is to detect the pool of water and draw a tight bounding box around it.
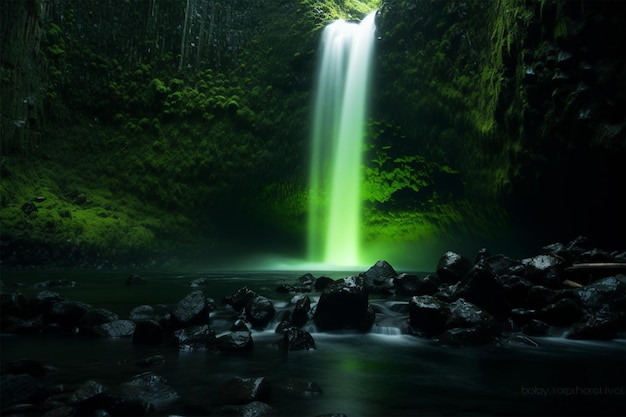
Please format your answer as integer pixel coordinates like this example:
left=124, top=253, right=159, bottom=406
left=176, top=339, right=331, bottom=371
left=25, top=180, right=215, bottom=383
left=1, top=270, right=624, bottom=416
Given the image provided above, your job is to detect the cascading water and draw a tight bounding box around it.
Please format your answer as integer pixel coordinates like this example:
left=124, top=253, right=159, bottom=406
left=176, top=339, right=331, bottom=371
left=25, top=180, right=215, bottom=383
left=308, top=11, right=377, bottom=267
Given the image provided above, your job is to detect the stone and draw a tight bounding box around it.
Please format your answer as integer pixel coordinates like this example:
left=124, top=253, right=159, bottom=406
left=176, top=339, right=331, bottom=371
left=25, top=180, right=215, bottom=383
left=46, top=300, right=92, bottom=328
left=171, top=290, right=211, bottom=328
left=567, top=306, right=623, bottom=340
left=0, top=292, right=30, bottom=318
left=575, top=275, right=626, bottom=312
left=481, top=254, right=523, bottom=277
left=394, top=273, right=440, bottom=296
left=314, top=276, right=334, bottom=291
left=69, top=380, right=106, bottom=404
left=223, top=287, right=257, bottom=311
left=408, top=295, right=450, bottom=336
left=125, top=274, right=147, bottom=285
left=501, top=276, right=534, bottom=308
left=129, top=305, right=155, bottom=322
left=361, top=260, right=398, bottom=292
left=132, top=320, right=164, bottom=345
left=169, top=324, right=216, bottom=350
left=216, top=331, right=254, bottom=353
left=116, top=372, right=179, bottom=412
left=279, top=327, right=315, bottom=351
left=231, top=319, right=250, bottom=332
left=30, top=291, right=65, bottom=315
left=219, top=377, right=271, bottom=405
left=444, top=299, right=498, bottom=336
left=93, top=320, right=136, bottom=337
left=291, top=295, right=311, bottom=327
left=523, top=255, right=564, bottom=288
left=436, top=251, right=473, bottom=284
left=525, top=285, right=557, bottom=310
left=312, top=275, right=375, bottom=332
left=452, top=265, right=510, bottom=318
left=537, top=298, right=583, bottom=326
left=80, top=308, right=119, bottom=328
left=217, top=401, right=274, bottom=417
left=522, top=319, right=550, bottom=336
left=244, top=296, right=275, bottom=329
left=0, top=373, right=48, bottom=408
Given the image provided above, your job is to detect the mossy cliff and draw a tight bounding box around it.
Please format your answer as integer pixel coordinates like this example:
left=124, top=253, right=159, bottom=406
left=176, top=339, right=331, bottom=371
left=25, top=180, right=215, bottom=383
left=1, top=0, right=623, bottom=267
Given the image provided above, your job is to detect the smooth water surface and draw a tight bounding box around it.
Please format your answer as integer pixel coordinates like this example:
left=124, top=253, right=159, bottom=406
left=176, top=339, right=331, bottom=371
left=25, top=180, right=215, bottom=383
left=1, top=270, right=624, bottom=416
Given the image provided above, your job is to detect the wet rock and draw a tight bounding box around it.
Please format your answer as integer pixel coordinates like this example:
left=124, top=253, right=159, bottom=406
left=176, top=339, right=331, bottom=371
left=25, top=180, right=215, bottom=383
left=129, top=305, right=155, bottom=322
left=69, top=380, right=106, bottom=404
left=567, top=306, right=623, bottom=340
left=314, top=276, right=334, bottom=291
left=436, top=251, right=473, bottom=284
left=1, top=315, right=44, bottom=334
left=278, top=327, right=315, bottom=351
left=481, top=254, right=523, bottom=277
left=291, top=295, right=311, bottom=327
left=575, top=275, right=626, bottom=312
left=576, top=248, right=617, bottom=263
left=408, top=295, right=450, bottom=336
left=219, top=377, right=271, bottom=405
left=216, top=331, right=253, bottom=353
left=510, top=308, right=536, bottom=326
left=445, top=299, right=498, bottom=336
left=230, top=319, right=250, bottom=332
left=132, top=320, right=164, bottom=345
left=30, top=291, right=65, bottom=316
left=361, top=260, right=397, bottom=293
left=116, top=372, right=179, bottom=413
left=523, top=254, right=564, bottom=288
left=80, top=308, right=119, bottom=328
left=475, top=247, right=491, bottom=264
left=169, top=324, right=216, bottom=350
left=245, top=296, right=275, bottom=329
left=224, top=287, right=257, bottom=311
left=453, top=265, right=510, bottom=318
left=5, top=359, right=47, bottom=377
left=394, top=273, right=440, bottom=296
left=46, top=300, right=92, bottom=328
left=501, top=276, right=534, bottom=308
left=297, top=273, right=316, bottom=287
left=312, top=275, right=375, bottom=331
left=537, top=298, right=583, bottom=326
left=525, top=285, right=557, bottom=310
left=93, top=320, right=136, bottom=337
left=0, top=373, right=48, bottom=408
left=171, top=290, right=211, bottom=328
left=217, top=401, right=274, bottom=417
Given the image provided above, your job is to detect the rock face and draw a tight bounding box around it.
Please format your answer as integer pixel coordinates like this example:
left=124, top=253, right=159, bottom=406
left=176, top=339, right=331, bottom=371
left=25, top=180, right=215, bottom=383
left=313, top=275, right=375, bottom=331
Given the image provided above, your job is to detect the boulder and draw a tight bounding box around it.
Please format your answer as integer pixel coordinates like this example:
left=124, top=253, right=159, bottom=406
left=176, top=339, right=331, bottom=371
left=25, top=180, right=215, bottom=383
left=522, top=319, right=550, bottom=336
left=567, top=306, right=623, bottom=340
left=116, top=372, right=179, bottom=413
left=224, top=287, right=257, bottom=311
left=314, top=276, right=334, bottom=291
left=525, top=285, right=557, bottom=310
left=1, top=315, right=44, bottom=334
left=80, top=308, right=119, bottom=328
left=481, top=254, right=523, bottom=277
left=361, top=260, right=397, bottom=293
left=501, top=276, right=534, bottom=308
left=46, top=300, right=92, bottom=328
left=0, top=292, right=29, bottom=318
left=30, top=291, right=65, bottom=316
left=129, top=305, right=155, bottom=322
left=523, top=255, right=564, bottom=288
left=278, top=327, right=316, bottom=351
left=436, top=251, right=473, bottom=284
left=537, top=298, right=583, bottom=326
left=0, top=373, right=47, bottom=408
left=171, top=290, right=212, bottom=328
left=408, top=295, right=450, bottom=336
left=445, top=299, right=498, bottom=333
left=291, top=295, right=311, bottom=328
left=69, top=380, right=106, bottom=404
left=312, top=275, right=375, bottom=331
left=245, top=296, right=275, bottom=329
left=394, top=273, right=440, bottom=296
left=216, top=331, right=253, bottom=353
left=510, top=308, right=536, bottom=326
left=132, top=320, right=164, bottom=345
left=93, top=320, right=136, bottom=337
left=169, top=324, right=216, bottom=350
left=575, top=275, right=626, bottom=312
left=219, top=377, right=271, bottom=405
left=453, top=265, right=510, bottom=318
left=217, top=401, right=274, bottom=417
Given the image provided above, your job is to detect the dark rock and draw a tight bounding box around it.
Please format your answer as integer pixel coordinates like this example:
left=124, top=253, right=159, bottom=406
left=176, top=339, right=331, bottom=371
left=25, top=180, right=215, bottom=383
left=436, top=251, right=473, bottom=284
left=80, top=308, right=119, bottom=328
left=5, top=359, right=47, bottom=377
left=567, top=306, right=623, bottom=340
left=291, top=295, right=311, bottom=327
left=297, top=273, right=316, bottom=287
left=475, top=247, right=491, bottom=264
left=522, top=319, right=550, bottom=336
left=453, top=266, right=510, bottom=318
left=30, top=291, right=65, bottom=316
left=169, top=324, right=216, bottom=350
left=116, top=372, right=179, bottom=412
left=190, top=277, right=210, bottom=288
left=481, top=254, right=523, bottom=277
left=245, top=296, right=275, bottom=329
left=224, top=287, right=257, bottom=311
left=523, top=255, right=564, bottom=288
left=312, top=275, right=375, bottom=331
left=394, top=273, right=440, bottom=296
left=537, top=298, right=583, bottom=326
left=93, top=320, right=136, bottom=337
left=314, top=276, right=334, bottom=291
left=231, top=319, right=250, bottom=332
left=171, top=290, right=211, bottom=328
left=576, top=249, right=617, bottom=263
left=0, top=373, right=48, bottom=408
left=408, top=295, right=450, bottom=336
left=274, top=378, right=323, bottom=397
left=0, top=292, right=29, bottom=318
left=69, top=380, right=106, bottom=404
left=275, top=283, right=297, bottom=293
left=501, top=276, right=534, bottom=307
left=1, top=315, right=44, bottom=334
left=525, top=285, right=557, bottom=310
left=361, top=260, right=397, bottom=293
left=217, top=401, right=274, bottom=417
left=132, top=320, right=164, bottom=345
left=576, top=275, right=626, bottom=312
left=46, top=300, right=92, bottom=328
left=510, top=308, right=536, bottom=326
left=219, top=377, right=271, bottom=405
left=216, top=331, right=253, bottom=353
left=129, top=305, right=155, bottom=322
left=445, top=299, right=498, bottom=335
left=279, top=327, right=315, bottom=351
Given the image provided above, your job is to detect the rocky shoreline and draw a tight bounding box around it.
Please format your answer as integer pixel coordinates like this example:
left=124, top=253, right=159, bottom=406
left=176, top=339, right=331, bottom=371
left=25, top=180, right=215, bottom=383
left=1, top=236, right=625, bottom=416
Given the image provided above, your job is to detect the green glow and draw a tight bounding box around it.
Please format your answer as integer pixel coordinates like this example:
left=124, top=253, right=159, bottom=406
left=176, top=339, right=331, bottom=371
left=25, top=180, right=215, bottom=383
left=308, top=11, right=377, bottom=267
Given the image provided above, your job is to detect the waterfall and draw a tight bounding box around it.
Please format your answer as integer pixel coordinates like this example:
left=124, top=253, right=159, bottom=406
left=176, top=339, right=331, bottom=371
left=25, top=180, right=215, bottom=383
left=308, top=11, right=377, bottom=267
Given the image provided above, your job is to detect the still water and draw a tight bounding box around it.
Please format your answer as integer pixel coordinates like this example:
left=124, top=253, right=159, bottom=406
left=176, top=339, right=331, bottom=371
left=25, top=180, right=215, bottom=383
left=1, top=270, right=624, bottom=416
